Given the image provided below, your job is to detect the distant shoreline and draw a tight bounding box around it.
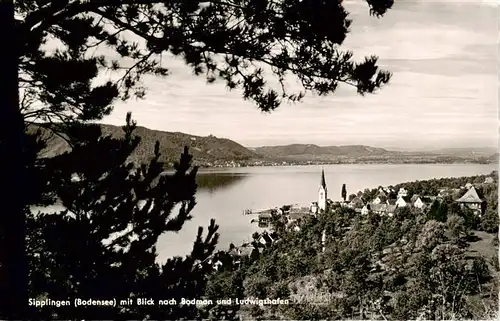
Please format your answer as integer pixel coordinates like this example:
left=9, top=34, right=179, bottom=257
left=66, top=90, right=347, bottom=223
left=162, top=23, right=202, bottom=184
left=192, top=160, right=497, bottom=170
left=31, top=124, right=497, bottom=169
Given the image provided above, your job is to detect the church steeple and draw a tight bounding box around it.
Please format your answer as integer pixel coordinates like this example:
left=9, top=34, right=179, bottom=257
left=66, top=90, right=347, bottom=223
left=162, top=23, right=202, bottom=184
left=318, top=168, right=327, bottom=212
left=320, top=168, right=327, bottom=190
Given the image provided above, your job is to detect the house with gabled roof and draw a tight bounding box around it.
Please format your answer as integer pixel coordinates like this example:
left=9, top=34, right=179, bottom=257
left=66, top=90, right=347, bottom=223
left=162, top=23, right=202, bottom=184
left=437, top=188, right=448, bottom=198
left=484, top=177, right=494, bottom=184
left=258, top=232, right=275, bottom=246
left=377, top=189, right=387, bottom=197
left=310, top=201, right=319, bottom=214
left=348, top=196, right=365, bottom=209
left=372, top=195, right=387, bottom=205
left=286, top=211, right=309, bottom=223
left=381, top=186, right=395, bottom=195
left=395, top=196, right=411, bottom=207
left=371, top=203, right=387, bottom=215
left=455, top=186, right=485, bottom=216
left=413, top=196, right=434, bottom=209
left=369, top=203, right=397, bottom=216
left=257, top=212, right=272, bottom=228
left=397, top=187, right=408, bottom=198
left=228, top=244, right=257, bottom=266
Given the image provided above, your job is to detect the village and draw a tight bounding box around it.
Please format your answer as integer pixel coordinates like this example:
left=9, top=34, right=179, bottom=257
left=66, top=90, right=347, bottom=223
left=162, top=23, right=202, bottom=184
left=221, top=170, right=496, bottom=266
left=248, top=169, right=491, bottom=227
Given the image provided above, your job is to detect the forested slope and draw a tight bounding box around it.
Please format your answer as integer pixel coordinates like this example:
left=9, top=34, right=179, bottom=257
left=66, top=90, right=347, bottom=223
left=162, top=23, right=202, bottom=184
left=202, top=173, right=499, bottom=320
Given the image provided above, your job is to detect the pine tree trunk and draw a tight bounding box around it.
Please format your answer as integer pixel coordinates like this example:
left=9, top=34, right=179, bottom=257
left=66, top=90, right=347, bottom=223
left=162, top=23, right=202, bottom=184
left=0, top=1, right=28, bottom=318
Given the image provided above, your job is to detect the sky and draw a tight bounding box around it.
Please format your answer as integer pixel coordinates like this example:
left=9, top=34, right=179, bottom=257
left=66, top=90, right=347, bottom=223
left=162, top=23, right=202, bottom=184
left=99, top=0, right=499, bottom=151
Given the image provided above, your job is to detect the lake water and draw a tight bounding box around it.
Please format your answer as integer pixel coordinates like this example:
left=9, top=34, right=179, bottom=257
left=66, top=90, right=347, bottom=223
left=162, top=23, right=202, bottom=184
left=33, top=164, right=497, bottom=261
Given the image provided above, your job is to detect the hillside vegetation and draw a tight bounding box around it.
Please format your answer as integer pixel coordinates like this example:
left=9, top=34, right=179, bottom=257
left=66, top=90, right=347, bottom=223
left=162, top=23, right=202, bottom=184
left=254, top=144, right=393, bottom=158
left=254, top=144, right=497, bottom=164
left=29, top=124, right=497, bottom=167
left=29, top=124, right=261, bottom=167
left=203, top=173, right=499, bottom=320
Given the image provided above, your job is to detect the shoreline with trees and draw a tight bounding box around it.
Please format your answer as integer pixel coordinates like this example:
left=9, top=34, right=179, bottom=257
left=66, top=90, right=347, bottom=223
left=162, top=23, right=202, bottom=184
left=203, top=172, right=499, bottom=320
left=32, top=123, right=498, bottom=169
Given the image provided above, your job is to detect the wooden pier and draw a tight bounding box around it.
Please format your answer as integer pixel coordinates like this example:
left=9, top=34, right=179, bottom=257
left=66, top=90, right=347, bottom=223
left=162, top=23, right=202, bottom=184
left=242, top=208, right=277, bottom=215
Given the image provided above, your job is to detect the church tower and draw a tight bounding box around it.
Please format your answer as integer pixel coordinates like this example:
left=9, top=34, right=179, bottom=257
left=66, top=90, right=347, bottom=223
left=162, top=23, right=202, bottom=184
left=318, top=168, right=328, bottom=212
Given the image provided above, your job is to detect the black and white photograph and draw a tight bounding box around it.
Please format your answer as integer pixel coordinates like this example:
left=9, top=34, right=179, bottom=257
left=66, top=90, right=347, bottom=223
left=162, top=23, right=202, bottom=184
left=0, top=0, right=498, bottom=319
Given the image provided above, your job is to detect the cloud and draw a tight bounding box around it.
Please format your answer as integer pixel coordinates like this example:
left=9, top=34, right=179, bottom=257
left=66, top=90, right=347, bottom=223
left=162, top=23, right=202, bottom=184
left=100, top=1, right=497, bottom=150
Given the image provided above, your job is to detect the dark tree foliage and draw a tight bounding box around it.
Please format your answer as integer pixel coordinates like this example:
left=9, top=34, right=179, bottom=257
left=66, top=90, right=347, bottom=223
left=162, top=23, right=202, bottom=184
left=27, top=114, right=220, bottom=319
left=2, top=0, right=396, bottom=317
left=478, top=183, right=499, bottom=233
left=17, top=0, right=394, bottom=123
left=361, top=187, right=379, bottom=202
left=204, top=268, right=245, bottom=320
left=394, top=206, right=412, bottom=221
left=393, top=173, right=495, bottom=198
left=218, top=175, right=498, bottom=320
left=0, top=3, right=27, bottom=317
left=427, top=200, right=448, bottom=223
left=389, top=174, right=497, bottom=231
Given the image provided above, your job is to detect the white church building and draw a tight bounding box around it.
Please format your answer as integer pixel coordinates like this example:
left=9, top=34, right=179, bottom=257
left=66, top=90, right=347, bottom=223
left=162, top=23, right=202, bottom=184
left=309, top=169, right=330, bottom=214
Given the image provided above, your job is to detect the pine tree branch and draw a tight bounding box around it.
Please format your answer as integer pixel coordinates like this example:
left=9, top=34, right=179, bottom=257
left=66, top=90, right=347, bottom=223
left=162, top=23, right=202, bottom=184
left=23, top=0, right=174, bottom=37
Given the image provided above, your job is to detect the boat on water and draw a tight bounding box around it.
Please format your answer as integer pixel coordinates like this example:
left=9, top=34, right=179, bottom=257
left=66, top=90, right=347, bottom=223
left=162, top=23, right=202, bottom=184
left=258, top=219, right=270, bottom=228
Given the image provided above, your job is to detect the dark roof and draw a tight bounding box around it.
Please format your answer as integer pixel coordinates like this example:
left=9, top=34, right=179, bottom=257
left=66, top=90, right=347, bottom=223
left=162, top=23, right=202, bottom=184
left=376, top=195, right=388, bottom=202
left=456, top=186, right=483, bottom=203
left=229, top=245, right=253, bottom=257
left=239, top=247, right=254, bottom=256
left=320, top=169, right=327, bottom=189
left=410, top=194, right=420, bottom=203
left=351, top=196, right=363, bottom=203
left=386, top=199, right=397, bottom=205
left=260, top=233, right=274, bottom=244
left=371, top=204, right=387, bottom=212
left=420, top=196, right=434, bottom=204
left=386, top=205, right=397, bottom=213
left=399, top=196, right=411, bottom=202
left=378, top=190, right=387, bottom=197
left=287, top=212, right=309, bottom=220
left=350, top=197, right=365, bottom=208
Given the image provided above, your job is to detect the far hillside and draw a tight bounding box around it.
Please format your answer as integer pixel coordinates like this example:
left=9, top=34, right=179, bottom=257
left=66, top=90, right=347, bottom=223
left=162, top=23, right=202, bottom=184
left=28, top=124, right=262, bottom=168
left=254, top=143, right=497, bottom=164
left=27, top=124, right=497, bottom=167
left=430, top=147, right=498, bottom=157
left=254, top=144, right=394, bottom=158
